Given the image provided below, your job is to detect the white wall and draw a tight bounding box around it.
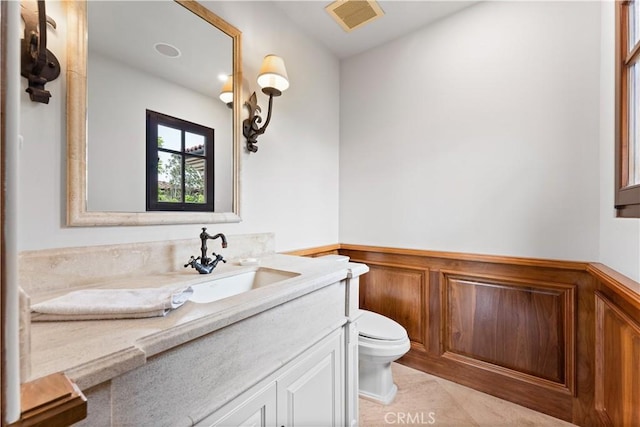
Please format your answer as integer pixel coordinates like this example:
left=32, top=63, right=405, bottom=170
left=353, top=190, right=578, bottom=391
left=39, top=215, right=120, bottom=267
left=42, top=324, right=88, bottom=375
left=17, top=1, right=640, bottom=281
left=598, top=1, right=640, bottom=281
left=340, top=1, right=602, bottom=263
left=18, top=1, right=340, bottom=253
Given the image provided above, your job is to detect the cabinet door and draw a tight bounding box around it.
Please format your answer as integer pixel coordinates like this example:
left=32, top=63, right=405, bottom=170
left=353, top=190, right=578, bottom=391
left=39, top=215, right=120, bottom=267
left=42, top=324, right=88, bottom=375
left=199, top=382, right=277, bottom=427
left=276, top=330, right=344, bottom=427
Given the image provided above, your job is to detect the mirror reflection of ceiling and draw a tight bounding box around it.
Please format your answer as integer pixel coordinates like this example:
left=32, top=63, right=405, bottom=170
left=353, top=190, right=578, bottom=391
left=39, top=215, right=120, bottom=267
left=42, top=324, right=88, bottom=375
left=87, top=1, right=232, bottom=99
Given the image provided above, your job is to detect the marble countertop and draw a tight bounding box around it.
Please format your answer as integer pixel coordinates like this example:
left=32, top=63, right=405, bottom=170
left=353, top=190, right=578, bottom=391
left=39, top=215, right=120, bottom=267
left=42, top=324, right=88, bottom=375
left=29, top=254, right=368, bottom=390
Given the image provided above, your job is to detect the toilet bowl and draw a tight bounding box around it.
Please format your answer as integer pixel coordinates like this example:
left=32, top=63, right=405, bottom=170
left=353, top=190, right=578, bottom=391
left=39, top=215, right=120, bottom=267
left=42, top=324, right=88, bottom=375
left=357, top=310, right=410, bottom=404
left=316, top=255, right=411, bottom=405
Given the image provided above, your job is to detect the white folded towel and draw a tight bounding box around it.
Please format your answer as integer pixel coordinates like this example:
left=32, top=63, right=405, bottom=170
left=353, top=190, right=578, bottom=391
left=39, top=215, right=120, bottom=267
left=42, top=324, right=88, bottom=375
left=30, top=286, right=194, bottom=321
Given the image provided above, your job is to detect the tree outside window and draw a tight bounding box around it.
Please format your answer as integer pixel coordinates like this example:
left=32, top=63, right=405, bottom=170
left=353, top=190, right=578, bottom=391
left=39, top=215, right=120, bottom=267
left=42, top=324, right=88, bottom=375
left=146, top=110, right=214, bottom=212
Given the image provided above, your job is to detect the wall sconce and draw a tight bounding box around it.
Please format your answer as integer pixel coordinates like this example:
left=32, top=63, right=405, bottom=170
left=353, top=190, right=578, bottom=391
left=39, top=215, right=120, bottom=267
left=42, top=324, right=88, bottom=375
left=243, top=54, right=289, bottom=153
left=20, top=0, right=61, bottom=104
left=219, top=75, right=233, bottom=109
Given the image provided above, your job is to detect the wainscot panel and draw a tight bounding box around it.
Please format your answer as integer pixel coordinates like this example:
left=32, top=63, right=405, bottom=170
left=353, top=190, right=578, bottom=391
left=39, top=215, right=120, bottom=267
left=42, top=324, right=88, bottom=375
left=358, top=262, right=428, bottom=351
left=339, top=244, right=596, bottom=426
left=594, top=293, right=640, bottom=427
left=590, top=263, right=640, bottom=427
left=442, top=272, right=575, bottom=391
left=287, top=244, right=640, bottom=426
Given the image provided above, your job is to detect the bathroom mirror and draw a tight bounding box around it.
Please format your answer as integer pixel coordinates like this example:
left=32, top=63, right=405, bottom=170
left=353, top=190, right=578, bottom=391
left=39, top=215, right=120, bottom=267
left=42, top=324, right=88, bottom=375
left=66, top=0, right=242, bottom=226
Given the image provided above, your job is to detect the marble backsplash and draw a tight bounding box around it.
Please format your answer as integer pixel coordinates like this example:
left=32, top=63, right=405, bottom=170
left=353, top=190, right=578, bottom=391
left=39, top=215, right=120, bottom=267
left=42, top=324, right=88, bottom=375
left=18, top=233, right=275, bottom=296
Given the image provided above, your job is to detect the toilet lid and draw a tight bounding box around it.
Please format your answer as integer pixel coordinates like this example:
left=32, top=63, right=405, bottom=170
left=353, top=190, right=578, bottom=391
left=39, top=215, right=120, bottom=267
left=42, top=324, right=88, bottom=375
left=358, top=310, right=408, bottom=341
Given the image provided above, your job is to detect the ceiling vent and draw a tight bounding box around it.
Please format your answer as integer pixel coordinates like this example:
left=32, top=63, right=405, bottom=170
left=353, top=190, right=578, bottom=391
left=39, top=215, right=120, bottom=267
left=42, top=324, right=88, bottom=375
left=325, top=0, right=384, bottom=33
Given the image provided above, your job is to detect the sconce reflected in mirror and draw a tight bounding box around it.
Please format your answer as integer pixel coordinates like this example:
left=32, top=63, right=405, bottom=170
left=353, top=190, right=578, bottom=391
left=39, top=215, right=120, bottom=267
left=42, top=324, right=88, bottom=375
left=243, top=54, right=289, bottom=153
left=219, top=75, right=233, bottom=109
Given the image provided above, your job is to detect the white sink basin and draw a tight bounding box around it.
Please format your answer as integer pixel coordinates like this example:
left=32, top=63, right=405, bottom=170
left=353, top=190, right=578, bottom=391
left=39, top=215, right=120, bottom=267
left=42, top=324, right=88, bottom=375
left=189, top=268, right=299, bottom=304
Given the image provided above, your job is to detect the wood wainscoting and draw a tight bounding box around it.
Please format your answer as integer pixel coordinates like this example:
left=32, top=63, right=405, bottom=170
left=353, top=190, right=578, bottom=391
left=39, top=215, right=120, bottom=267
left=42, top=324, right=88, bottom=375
left=442, top=273, right=575, bottom=391
left=287, top=244, right=640, bottom=426
left=589, top=264, right=640, bottom=427
left=339, top=245, right=597, bottom=425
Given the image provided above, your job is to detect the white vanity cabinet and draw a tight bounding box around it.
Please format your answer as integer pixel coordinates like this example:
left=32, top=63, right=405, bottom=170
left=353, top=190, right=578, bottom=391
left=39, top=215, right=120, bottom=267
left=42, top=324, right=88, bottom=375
left=48, top=257, right=368, bottom=427
left=276, top=329, right=343, bottom=427
left=202, top=382, right=277, bottom=427
left=196, top=265, right=365, bottom=427
left=202, top=328, right=343, bottom=427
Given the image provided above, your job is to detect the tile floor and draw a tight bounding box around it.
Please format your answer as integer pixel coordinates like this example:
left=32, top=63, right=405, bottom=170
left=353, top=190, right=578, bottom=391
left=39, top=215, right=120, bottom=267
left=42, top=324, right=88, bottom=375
left=359, top=363, right=577, bottom=427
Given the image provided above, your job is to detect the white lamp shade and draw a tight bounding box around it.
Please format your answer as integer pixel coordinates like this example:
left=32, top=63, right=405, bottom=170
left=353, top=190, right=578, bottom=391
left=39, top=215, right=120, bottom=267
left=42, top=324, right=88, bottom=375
left=219, top=75, right=233, bottom=104
left=257, top=55, right=289, bottom=93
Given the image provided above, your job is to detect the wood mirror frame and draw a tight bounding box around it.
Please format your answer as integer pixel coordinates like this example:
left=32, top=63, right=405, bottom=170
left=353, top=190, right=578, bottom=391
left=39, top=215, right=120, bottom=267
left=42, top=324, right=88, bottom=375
left=66, top=0, right=242, bottom=226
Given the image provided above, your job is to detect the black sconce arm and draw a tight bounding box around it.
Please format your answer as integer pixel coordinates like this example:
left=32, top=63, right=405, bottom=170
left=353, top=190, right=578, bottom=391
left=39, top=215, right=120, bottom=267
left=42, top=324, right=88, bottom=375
left=243, top=92, right=276, bottom=153
left=20, top=0, right=61, bottom=104
left=242, top=54, right=288, bottom=153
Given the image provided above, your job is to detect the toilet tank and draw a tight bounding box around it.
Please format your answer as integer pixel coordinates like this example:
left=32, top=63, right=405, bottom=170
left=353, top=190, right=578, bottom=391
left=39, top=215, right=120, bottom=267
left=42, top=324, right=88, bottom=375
left=318, top=255, right=350, bottom=263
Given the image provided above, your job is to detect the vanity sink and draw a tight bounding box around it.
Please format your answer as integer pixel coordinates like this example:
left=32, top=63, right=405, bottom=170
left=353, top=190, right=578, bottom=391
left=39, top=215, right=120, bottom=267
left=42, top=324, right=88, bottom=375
left=189, top=268, right=300, bottom=303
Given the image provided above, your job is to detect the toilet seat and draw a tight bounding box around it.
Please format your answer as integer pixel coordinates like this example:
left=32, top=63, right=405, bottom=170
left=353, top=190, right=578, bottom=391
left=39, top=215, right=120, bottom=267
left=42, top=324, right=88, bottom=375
left=358, top=310, right=408, bottom=341
left=357, top=310, right=411, bottom=405
left=359, top=334, right=411, bottom=359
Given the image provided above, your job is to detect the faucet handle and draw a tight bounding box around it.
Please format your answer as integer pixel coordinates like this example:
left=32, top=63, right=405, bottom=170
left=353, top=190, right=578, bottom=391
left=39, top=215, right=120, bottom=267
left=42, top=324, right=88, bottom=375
left=208, top=253, right=226, bottom=268
left=184, top=255, right=199, bottom=268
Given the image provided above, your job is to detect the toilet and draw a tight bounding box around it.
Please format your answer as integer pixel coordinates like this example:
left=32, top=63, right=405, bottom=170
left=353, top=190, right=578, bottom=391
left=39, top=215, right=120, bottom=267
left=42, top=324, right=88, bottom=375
left=318, top=255, right=411, bottom=405
left=357, top=310, right=410, bottom=404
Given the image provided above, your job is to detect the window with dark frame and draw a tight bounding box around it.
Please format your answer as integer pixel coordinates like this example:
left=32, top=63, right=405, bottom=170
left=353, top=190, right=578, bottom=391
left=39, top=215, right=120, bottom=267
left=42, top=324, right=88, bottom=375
left=616, top=1, right=640, bottom=217
left=146, top=110, right=215, bottom=212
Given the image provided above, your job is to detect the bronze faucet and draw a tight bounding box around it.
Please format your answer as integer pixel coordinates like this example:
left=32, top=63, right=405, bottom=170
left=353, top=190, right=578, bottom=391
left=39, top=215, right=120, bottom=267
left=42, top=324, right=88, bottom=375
left=184, top=228, right=227, bottom=274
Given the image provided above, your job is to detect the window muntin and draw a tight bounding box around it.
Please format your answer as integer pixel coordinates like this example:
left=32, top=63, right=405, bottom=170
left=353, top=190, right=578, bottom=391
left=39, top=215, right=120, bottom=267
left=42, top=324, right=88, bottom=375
left=146, top=110, right=214, bottom=212
left=630, top=1, right=640, bottom=50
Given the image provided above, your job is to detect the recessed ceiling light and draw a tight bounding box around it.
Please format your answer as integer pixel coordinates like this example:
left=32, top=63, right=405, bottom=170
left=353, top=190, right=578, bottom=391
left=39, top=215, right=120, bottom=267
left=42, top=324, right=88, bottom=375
left=154, top=42, right=181, bottom=58
left=218, top=73, right=229, bottom=82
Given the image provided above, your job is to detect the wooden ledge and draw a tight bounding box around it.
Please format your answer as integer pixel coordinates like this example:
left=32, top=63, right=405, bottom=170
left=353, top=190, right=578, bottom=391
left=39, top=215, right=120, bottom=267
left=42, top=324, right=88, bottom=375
left=10, top=373, right=86, bottom=427
left=284, top=243, right=341, bottom=257
left=338, top=243, right=590, bottom=270
left=588, top=262, right=640, bottom=311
